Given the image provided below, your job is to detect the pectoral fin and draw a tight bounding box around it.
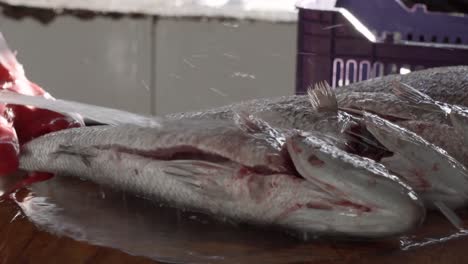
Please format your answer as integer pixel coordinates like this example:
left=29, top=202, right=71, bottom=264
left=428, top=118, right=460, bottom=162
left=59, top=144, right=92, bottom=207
left=162, top=160, right=234, bottom=200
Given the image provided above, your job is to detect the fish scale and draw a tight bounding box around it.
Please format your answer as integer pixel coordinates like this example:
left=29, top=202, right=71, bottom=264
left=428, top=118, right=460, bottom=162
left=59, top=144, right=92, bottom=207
left=19, top=126, right=424, bottom=238
left=337, top=91, right=468, bottom=168
left=339, top=66, right=468, bottom=107
left=21, top=120, right=291, bottom=174
left=1, top=65, right=467, bottom=238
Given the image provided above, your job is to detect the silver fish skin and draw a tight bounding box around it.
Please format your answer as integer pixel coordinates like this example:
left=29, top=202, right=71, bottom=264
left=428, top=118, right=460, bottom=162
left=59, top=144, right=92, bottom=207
left=337, top=92, right=448, bottom=124
left=17, top=65, right=461, bottom=128
left=167, top=92, right=346, bottom=136
left=168, top=66, right=468, bottom=123
left=337, top=90, right=468, bottom=168
left=0, top=66, right=464, bottom=129
left=168, top=82, right=362, bottom=154
left=339, top=66, right=468, bottom=107
left=392, top=81, right=468, bottom=148
left=16, top=119, right=291, bottom=174
left=0, top=82, right=355, bottom=150
left=363, top=113, right=468, bottom=209
left=18, top=128, right=424, bottom=238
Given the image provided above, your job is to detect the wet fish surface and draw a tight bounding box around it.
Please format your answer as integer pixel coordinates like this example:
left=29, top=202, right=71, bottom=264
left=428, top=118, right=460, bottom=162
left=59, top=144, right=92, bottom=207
left=339, top=66, right=468, bottom=107
left=1, top=65, right=465, bottom=239
left=18, top=119, right=424, bottom=238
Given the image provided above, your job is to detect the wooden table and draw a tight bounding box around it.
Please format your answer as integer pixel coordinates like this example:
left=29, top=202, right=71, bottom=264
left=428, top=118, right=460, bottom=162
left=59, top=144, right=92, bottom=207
left=1, top=175, right=468, bottom=264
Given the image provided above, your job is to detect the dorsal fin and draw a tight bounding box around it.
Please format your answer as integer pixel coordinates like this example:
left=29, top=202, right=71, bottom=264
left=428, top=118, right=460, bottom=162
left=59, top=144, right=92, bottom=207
left=392, top=81, right=434, bottom=105
left=392, top=81, right=453, bottom=115
left=307, top=81, right=338, bottom=113
left=232, top=111, right=286, bottom=150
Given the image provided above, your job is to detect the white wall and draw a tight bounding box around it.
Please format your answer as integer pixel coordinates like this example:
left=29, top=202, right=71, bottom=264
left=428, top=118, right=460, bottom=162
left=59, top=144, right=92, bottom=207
left=0, top=13, right=297, bottom=115
left=153, top=19, right=297, bottom=115
left=0, top=15, right=154, bottom=114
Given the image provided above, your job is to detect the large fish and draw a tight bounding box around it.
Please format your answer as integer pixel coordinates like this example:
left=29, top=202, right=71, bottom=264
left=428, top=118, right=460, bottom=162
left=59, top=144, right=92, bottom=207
left=337, top=89, right=468, bottom=170
left=363, top=113, right=468, bottom=210
left=18, top=119, right=424, bottom=238
left=1, top=80, right=463, bottom=206
left=338, top=66, right=468, bottom=107
left=314, top=85, right=468, bottom=217
left=392, top=82, right=468, bottom=148
left=1, top=66, right=466, bottom=238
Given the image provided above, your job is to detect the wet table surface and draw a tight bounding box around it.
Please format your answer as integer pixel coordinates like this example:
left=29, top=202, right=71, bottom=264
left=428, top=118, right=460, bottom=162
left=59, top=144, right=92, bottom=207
left=1, top=174, right=468, bottom=264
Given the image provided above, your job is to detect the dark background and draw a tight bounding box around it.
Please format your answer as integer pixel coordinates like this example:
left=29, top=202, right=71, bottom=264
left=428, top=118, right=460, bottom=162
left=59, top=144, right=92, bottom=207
left=404, top=0, right=468, bottom=13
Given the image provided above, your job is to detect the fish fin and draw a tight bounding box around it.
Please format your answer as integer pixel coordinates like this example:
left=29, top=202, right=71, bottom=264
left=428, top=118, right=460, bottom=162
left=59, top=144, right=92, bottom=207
left=162, top=160, right=234, bottom=200
left=232, top=111, right=286, bottom=150
left=433, top=201, right=464, bottom=231
left=392, top=81, right=434, bottom=105
left=363, top=112, right=426, bottom=151
left=0, top=90, right=161, bottom=127
left=53, top=145, right=99, bottom=167
left=393, top=81, right=455, bottom=117
left=232, top=110, right=264, bottom=134
left=336, top=110, right=386, bottom=151
left=345, top=129, right=390, bottom=153
left=340, top=114, right=389, bottom=154
left=308, top=81, right=338, bottom=113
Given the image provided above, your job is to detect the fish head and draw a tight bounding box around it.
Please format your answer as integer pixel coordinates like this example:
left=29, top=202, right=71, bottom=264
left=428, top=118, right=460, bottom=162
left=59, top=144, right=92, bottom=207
left=364, top=113, right=468, bottom=209
left=283, top=133, right=425, bottom=238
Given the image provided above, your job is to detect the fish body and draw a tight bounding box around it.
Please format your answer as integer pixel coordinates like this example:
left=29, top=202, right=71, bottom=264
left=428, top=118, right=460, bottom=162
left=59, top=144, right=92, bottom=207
left=363, top=113, right=468, bottom=209
left=339, top=66, right=468, bottom=107
left=167, top=94, right=346, bottom=136
left=19, top=120, right=292, bottom=174
left=3, top=65, right=468, bottom=237
left=169, top=66, right=468, bottom=123
left=6, top=78, right=462, bottom=211
left=392, top=81, right=468, bottom=149
left=337, top=91, right=468, bottom=168
left=18, top=122, right=424, bottom=238
left=337, top=92, right=448, bottom=124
